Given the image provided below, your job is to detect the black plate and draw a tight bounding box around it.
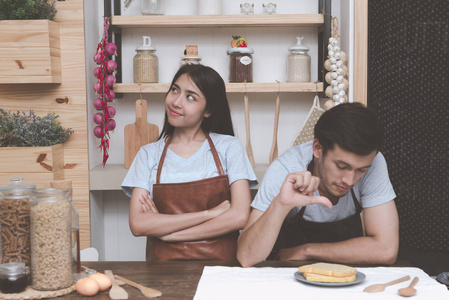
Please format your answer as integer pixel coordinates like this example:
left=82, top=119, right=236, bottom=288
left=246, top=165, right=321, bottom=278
left=436, top=272, right=449, bottom=286
left=294, top=271, right=366, bottom=287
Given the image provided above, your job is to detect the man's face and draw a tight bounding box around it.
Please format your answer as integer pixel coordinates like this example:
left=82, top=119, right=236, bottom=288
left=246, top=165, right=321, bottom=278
left=313, top=140, right=377, bottom=199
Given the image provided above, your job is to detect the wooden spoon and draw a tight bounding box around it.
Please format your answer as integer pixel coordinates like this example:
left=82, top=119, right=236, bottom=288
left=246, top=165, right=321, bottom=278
left=115, top=275, right=162, bottom=298
left=269, top=93, right=280, bottom=164
left=398, top=276, right=419, bottom=297
left=244, top=94, right=256, bottom=168
left=105, top=270, right=128, bottom=299
left=363, top=275, right=410, bottom=293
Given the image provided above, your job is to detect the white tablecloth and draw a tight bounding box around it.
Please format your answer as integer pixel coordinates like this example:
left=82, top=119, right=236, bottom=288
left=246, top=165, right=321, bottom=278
left=194, top=266, right=449, bottom=300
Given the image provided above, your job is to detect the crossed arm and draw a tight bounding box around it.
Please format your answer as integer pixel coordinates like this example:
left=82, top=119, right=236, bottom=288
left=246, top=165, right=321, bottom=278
left=236, top=172, right=399, bottom=268
left=128, top=179, right=252, bottom=242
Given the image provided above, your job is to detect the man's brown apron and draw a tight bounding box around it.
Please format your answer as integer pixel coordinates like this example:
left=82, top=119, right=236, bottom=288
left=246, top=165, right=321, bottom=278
left=146, top=133, right=239, bottom=261
left=269, top=158, right=364, bottom=259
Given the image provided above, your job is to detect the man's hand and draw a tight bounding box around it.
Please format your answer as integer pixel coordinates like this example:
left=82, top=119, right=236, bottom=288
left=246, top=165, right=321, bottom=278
left=276, top=245, right=307, bottom=261
left=276, top=171, right=333, bottom=211
left=139, top=193, right=159, bottom=213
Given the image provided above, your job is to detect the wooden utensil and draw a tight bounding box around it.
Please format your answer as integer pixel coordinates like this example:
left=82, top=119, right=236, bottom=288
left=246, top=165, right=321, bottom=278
left=269, top=93, right=280, bottom=164
left=363, top=275, right=411, bottom=293
left=115, top=275, right=162, bottom=298
left=398, top=276, right=419, bottom=297
left=105, top=270, right=128, bottom=299
left=244, top=94, right=256, bottom=168
left=124, top=99, right=159, bottom=168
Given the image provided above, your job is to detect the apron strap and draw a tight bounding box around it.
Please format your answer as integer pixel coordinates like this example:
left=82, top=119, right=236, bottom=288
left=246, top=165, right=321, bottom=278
left=156, top=133, right=225, bottom=184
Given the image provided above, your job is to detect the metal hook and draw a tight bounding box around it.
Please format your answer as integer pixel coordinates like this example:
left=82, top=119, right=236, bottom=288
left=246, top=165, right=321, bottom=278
left=139, top=83, right=143, bottom=99
left=244, top=79, right=248, bottom=97
left=276, top=80, right=280, bottom=97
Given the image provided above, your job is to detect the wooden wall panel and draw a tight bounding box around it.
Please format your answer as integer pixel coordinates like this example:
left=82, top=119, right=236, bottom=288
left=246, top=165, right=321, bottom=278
left=0, top=0, right=90, bottom=249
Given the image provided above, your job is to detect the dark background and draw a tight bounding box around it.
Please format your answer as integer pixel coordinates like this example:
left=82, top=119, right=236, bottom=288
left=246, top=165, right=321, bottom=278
left=367, top=0, right=449, bottom=275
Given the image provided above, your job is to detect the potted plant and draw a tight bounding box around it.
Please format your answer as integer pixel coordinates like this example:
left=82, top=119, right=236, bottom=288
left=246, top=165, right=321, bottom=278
left=0, top=0, right=61, bottom=84
left=0, top=109, right=73, bottom=186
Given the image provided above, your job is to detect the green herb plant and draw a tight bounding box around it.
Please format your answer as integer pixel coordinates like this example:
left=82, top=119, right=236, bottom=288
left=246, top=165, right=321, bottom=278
left=0, top=109, right=73, bottom=147
left=0, top=0, right=57, bottom=21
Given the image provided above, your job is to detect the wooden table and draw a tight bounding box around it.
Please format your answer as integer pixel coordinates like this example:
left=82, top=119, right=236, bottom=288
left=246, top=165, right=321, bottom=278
left=58, top=260, right=411, bottom=299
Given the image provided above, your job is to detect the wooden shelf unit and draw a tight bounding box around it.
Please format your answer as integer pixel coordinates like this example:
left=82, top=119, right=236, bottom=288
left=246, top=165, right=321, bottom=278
left=111, top=14, right=324, bottom=28
left=114, top=82, right=324, bottom=94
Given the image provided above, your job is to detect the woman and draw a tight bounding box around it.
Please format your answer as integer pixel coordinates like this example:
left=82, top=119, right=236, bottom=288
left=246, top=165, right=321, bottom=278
left=122, top=64, right=257, bottom=261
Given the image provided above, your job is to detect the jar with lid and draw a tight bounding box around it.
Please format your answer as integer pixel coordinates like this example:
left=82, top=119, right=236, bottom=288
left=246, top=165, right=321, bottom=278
left=141, top=0, right=165, bottom=15
left=50, top=180, right=80, bottom=275
left=227, top=47, right=254, bottom=83
left=0, top=262, right=30, bottom=294
left=30, top=188, right=72, bottom=290
left=134, top=36, right=159, bottom=83
left=287, top=37, right=311, bottom=82
left=0, top=177, right=36, bottom=266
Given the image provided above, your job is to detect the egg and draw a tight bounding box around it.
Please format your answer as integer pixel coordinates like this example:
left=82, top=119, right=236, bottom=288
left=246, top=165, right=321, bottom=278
left=89, top=273, right=112, bottom=291
left=75, top=277, right=100, bottom=296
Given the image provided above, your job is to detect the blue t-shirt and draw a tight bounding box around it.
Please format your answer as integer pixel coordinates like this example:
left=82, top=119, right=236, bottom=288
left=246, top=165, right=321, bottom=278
left=251, top=141, right=396, bottom=222
left=122, top=132, right=258, bottom=198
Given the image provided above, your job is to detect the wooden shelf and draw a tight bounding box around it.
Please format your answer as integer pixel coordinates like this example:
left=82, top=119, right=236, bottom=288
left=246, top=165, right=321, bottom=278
left=111, top=14, right=324, bottom=28
left=114, top=82, right=323, bottom=94
left=90, top=163, right=268, bottom=191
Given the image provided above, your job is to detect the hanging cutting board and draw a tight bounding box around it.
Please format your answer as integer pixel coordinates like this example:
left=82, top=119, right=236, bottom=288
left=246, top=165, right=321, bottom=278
left=124, top=99, right=159, bottom=168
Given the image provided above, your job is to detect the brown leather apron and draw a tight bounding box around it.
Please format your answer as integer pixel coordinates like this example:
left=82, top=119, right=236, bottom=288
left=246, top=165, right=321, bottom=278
left=269, top=158, right=364, bottom=259
left=146, top=133, right=239, bottom=261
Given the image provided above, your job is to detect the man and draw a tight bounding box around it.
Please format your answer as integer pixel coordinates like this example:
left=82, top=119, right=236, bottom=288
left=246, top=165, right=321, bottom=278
left=237, top=103, right=399, bottom=268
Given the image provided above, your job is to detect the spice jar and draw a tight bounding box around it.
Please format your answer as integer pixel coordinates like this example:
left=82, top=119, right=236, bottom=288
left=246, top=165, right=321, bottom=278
left=133, top=36, right=159, bottom=83
left=141, top=0, right=165, bottom=15
left=287, top=36, right=311, bottom=82
left=0, top=177, right=36, bottom=266
left=227, top=47, right=254, bottom=83
left=0, top=262, right=30, bottom=294
left=30, top=188, right=72, bottom=290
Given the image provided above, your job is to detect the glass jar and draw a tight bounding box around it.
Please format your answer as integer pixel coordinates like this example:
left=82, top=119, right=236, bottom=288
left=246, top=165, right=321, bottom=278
left=50, top=180, right=80, bottom=275
left=287, top=36, right=311, bottom=82
left=30, top=188, right=72, bottom=291
left=141, top=0, right=165, bottom=15
left=197, top=0, right=222, bottom=15
left=227, top=47, right=254, bottom=83
left=0, top=177, right=36, bottom=266
left=0, top=262, right=30, bottom=294
left=180, top=56, right=202, bottom=66
left=134, top=36, right=159, bottom=83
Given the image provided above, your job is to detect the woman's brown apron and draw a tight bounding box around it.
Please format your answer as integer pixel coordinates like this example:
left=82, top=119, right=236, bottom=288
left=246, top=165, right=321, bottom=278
left=146, top=133, right=239, bottom=261
left=269, top=158, right=364, bottom=259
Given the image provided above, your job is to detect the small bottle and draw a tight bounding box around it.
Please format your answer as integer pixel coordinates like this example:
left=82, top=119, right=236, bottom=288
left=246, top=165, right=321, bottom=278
left=133, top=36, right=159, bottom=83
left=141, top=0, right=165, bottom=15
left=227, top=47, right=254, bottom=83
left=287, top=37, right=311, bottom=82
left=0, top=262, right=30, bottom=294
left=0, top=177, right=36, bottom=266
left=30, top=188, right=72, bottom=290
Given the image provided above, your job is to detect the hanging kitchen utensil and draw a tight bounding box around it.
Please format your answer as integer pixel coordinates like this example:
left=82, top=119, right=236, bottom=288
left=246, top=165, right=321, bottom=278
left=292, top=92, right=324, bottom=146
left=243, top=88, right=256, bottom=168
left=124, top=99, right=159, bottom=168
left=269, top=81, right=281, bottom=163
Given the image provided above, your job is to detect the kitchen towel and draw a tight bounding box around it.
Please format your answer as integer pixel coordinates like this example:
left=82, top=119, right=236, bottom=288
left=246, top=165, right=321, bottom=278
left=194, top=266, right=449, bottom=300
left=292, top=95, right=325, bottom=146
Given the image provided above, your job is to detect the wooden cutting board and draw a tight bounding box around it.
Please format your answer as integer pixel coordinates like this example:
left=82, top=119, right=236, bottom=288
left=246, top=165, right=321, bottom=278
left=124, top=99, right=159, bottom=168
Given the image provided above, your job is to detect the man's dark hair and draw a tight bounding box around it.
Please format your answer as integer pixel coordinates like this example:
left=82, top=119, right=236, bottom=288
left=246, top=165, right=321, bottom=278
left=314, top=102, right=385, bottom=156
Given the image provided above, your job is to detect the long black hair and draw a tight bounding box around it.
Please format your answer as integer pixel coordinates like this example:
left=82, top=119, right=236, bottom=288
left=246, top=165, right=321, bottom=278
left=314, top=102, right=385, bottom=156
left=159, top=64, right=234, bottom=139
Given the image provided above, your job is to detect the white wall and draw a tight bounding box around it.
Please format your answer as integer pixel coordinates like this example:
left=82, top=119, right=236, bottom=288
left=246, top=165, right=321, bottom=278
left=84, top=0, right=350, bottom=261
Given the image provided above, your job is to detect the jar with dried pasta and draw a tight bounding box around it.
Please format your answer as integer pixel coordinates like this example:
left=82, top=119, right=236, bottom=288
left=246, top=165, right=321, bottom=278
left=0, top=177, right=36, bottom=266
left=30, top=188, right=72, bottom=290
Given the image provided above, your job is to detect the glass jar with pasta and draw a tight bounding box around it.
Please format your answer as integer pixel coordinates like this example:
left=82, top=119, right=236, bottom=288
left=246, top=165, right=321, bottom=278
left=0, top=177, right=36, bottom=267
left=30, top=188, right=72, bottom=290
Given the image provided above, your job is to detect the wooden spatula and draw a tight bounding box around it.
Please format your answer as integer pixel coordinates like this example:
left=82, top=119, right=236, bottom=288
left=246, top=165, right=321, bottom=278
left=105, top=270, right=128, bottom=299
left=124, top=99, right=159, bottom=168
left=244, top=94, right=256, bottom=168
left=115, top=275, right=162, bottom=298
left=269, top=93, right=281, bottom=164
left=363, top=275, right=410, bottom=293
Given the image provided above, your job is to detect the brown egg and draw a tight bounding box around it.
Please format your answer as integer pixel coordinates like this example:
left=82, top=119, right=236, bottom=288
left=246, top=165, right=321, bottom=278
left=75, top=277, right=100, bottom=296
left=89, top=273, right=112, bottom=291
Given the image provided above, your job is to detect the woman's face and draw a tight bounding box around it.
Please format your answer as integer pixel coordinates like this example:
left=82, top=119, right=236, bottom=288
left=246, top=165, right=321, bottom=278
left=165, top=74, right=210, bottom=131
